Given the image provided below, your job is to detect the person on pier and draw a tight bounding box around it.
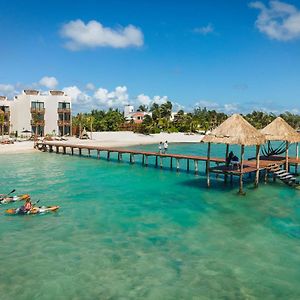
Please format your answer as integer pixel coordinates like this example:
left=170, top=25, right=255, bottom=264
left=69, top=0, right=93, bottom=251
left=163, top=141, right=168, bottom=154
left=226, top=151, right=234, bottom=166
left=158, top=142, right=163, bottom=154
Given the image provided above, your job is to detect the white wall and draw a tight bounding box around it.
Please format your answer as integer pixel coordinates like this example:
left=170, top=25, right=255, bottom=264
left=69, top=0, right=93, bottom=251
left=8, top=91, right=72, bottom=136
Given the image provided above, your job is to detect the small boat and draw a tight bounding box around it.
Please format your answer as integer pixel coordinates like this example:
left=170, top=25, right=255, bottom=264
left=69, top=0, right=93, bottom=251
left=0, top=194, right=30, bottom=204
left=5, top=206, right=60, bottom=215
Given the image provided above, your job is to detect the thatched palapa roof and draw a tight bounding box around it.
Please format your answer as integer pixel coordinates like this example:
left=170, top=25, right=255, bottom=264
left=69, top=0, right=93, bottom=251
left=260, top=117, right=300, bottom=143
left=202, top=114, right=266, bottom=146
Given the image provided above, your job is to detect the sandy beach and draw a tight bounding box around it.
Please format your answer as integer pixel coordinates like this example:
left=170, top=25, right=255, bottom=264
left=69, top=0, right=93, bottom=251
left=0, top=132, right=204, bottom=154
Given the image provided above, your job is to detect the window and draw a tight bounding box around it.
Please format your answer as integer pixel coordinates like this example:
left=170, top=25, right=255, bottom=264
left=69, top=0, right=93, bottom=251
left=58, top=102, right=70, bottom=109
left=31, top=101, right=44, bottom=109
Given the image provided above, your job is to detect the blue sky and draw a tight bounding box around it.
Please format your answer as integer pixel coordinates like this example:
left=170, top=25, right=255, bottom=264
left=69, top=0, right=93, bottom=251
left=0, top=0, right=300, bottom=114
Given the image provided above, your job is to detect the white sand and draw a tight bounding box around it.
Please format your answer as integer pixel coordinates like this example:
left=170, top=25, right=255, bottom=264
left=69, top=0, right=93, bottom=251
left=0, top=132, right=204, bottom=154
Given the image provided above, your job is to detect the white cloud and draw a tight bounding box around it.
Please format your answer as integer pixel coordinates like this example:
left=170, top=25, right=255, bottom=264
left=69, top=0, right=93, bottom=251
left=194, top=24, right=214, bottom=35
left=94, top=86, right=129, bottom=108
left=39, top=76, right=58, bottom=89
left=85, top=83, right=95, bottom=91
left=60, top=19, right=144, bottom=50
left=0, top=84, right=16, bottom=98
left=62, top=86, right=91, bottom=106
left=249, top=0, right=300, bottom=41
left=194, top=100, right=220, bottom=110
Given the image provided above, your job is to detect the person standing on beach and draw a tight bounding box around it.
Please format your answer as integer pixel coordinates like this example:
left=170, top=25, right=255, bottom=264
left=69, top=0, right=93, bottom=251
left=163, top=141, right=168, bottom=154
left=158, top=142, right=163, bottom=154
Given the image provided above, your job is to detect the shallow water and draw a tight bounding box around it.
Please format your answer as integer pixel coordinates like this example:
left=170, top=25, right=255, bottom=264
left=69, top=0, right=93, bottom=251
left=0, top=143, right=299, bottom=300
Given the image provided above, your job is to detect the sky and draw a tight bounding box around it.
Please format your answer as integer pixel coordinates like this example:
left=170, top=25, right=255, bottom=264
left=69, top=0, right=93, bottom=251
left=0, top=0, right=300, bottom=114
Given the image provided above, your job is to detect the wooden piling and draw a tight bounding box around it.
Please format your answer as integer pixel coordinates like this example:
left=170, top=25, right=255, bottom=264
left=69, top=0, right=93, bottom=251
left=145, top=155, right=148, bottom=166
left=285, top=141, right=289, bottom=172
left=97, top=150, right=100, bottom=159
left=79, top=148, right=82, bottom=156
left=56, top=146, right=59, bottom=154
left=107, top=151, right=110, bottom=160
left=176, top=159, right=180, bottom=172
left=170, top=157, right=173, bottom=169
left=155, top=156, right=158, bottom=167
left=239, top=145, right=245, bottom=195
left=224, top=144, right=229, bottom=184
left=187, top=159, right=190, bottom=172
left=63, top=147, right=66, bottom=155
left=206, top=142, right=211, bottom=187
left=254, top=145, right=260, bottom=187
left=194, top=160, right=198, bottom=174
left=71, top=147, right=74, bottom=155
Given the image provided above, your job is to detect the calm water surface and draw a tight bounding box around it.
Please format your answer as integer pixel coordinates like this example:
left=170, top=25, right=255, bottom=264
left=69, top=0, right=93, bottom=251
left=0, top=143, right=299, bottom=300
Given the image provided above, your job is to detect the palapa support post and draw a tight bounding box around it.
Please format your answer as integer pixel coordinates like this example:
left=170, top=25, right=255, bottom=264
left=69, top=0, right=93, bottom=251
left=224, top=144, right=229, bottom=184
left=295, top=142, right=299, bottom=175
left=285, top=141, right=289, bottom=172
left=239, top=145, right=245, bottom=195
left=176, top=159, right=180, bottom=172
left=194, top=160, right=198, bottom=174
left=206, top=142, right=211, bottom=188
left=254, top=144, right=260, bottom=187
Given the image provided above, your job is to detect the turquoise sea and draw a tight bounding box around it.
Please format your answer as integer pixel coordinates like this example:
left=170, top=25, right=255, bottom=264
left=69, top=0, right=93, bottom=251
left=0, top=143, right=300, bottom=300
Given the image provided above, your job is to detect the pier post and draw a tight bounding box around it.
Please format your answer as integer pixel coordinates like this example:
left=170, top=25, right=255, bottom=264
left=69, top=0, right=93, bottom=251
left=254, top=145, right=260, bottom=187
left=224, top=144, right=229, bottom=184
left=285, top=141, right=289, bottom=172
left=97, top=150, right=100, bottom=159
left=130, top=154, right=135, bottom=164
left=63, top=147, right=66, bottom=155
left=296, top=142, right=299, bottom=175
left=49, top=145, right=53, bottom=153
left=145, top=155, right=148, bottom=166
left=187, top=159, right=190, bottom=172
left=70, top=147, right=73, bottom=155
left=88, top=149, right=91, bottom=157
left=79, top=148, right=82, bottom=156
left=239, top=145, right=245, bottom=195
left=107, top=151, right=110, bottom=160
left=142, top=155, right=145, bottom=165
left=170, top=157, right=173, bottom=169
left=56, top=146, right=59, bottom=154
left=194, top=160, right=198, bottom=174
left=176, top=159, right=180, bottom=172
left=155, top=156, right=158, bottom=167
left=264, top=170, right=268, bottom=183
left=206, top=142, right=211, bottom=188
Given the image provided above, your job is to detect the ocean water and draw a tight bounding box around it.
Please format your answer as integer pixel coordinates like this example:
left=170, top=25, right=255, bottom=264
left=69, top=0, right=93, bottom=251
left=0, top=143, right=299, bottom=300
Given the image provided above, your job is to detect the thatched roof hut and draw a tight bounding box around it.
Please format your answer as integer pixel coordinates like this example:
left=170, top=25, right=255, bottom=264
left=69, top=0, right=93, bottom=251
left=260, top=117, right=300, bottom=143
left=202, top=114, right=266, bottom=146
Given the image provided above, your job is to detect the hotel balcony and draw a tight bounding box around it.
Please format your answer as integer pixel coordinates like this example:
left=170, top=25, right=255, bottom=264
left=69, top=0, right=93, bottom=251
left=57, top=108, right=71, bottom=113
left=57, top=120, right=71, bottom=126
left=31, top=108, right=45, bottom=114
left=31, top=119, right=45, bottom=126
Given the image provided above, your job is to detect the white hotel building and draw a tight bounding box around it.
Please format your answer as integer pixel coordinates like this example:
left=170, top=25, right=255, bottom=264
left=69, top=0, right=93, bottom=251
left=0, top=90, right=72, bottom=137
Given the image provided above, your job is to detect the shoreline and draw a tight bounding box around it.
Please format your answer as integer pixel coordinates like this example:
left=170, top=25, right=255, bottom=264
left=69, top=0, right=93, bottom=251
left=0, top=132, right=204, bottom=154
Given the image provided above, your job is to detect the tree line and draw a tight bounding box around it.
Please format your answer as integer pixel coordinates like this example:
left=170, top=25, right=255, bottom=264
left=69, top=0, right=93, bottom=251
left=71, top=102, right=300, bottom=135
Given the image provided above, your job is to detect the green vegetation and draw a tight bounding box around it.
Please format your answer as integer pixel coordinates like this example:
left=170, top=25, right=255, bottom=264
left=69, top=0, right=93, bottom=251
left=72, top=103, right=300, bottom=135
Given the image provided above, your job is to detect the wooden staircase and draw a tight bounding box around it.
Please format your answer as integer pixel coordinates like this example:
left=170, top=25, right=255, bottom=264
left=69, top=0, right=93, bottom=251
left=268, top=164, right=299, bottom=187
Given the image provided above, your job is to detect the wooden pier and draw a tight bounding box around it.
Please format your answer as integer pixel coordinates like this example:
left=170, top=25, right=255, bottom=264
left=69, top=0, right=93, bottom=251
left=37, top=141, right=226, bottom=174
left=37, top=141, right=299, bottom=193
